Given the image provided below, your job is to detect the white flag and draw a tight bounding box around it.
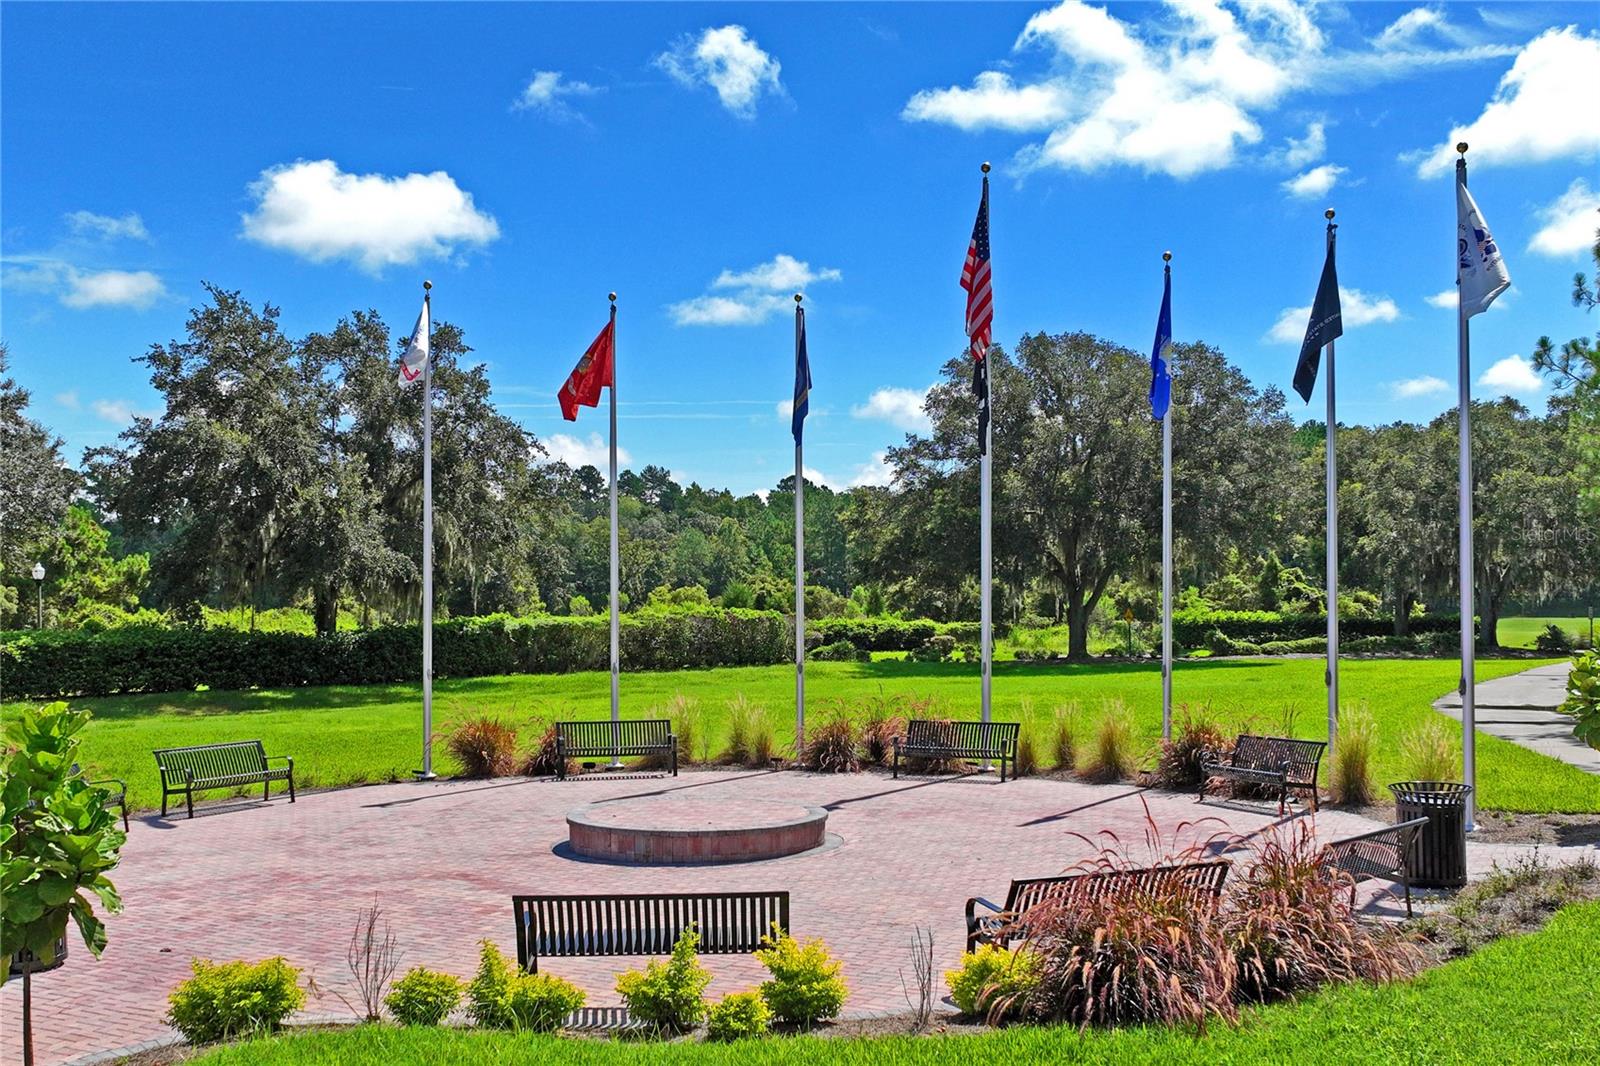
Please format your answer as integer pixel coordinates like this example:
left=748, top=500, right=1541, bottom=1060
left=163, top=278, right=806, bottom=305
left=398, top=299, right=430, bottom=386
left=1456, top=183, right=1510, bottom=318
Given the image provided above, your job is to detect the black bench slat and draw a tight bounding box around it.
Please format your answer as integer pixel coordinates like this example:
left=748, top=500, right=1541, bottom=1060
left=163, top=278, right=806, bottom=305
left=965, top=860, right=1231, bottom=951
left=1324, top=817, right=1429, bottom=917
left=1198, top=734, right=1326, bottom=814
left=512, top=891, right=789, bottom=972
left=893, top=719, right=1020, bottom=782
left=554, top=720, right=677, bottom=780
left=152, top=740, right=295, bottom=819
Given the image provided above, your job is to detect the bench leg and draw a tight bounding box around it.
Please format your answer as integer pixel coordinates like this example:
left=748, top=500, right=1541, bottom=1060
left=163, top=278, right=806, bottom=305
left=892, top=748, right=900, bottom=780
left=1402, top=874, right=1413, bottom=919
left=287, top=771, right=296, bottom=803
left=185, top=788, right=195, bottom=820
left=160, top=791, right=168, bottom=818
left=264, top=777, right=271, bottom=802
left=120, top=801, right=129, bottom=833
left=672, top=746, right=678, bottom=778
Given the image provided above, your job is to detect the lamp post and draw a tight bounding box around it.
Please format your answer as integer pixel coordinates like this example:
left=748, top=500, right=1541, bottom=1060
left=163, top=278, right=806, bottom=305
left=31, top=562, right=45, bottom=628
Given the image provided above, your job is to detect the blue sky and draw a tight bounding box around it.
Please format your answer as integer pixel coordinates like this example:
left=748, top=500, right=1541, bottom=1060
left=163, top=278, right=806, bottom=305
left=3, top=2, right=1598, bottom=496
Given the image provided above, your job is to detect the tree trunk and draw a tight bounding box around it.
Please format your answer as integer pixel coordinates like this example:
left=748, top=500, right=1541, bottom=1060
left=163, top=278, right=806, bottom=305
left=313, top=582, right=339, bottom=637
left=1065, top=591, right=1091, bottom=661
left=1479, top=591, right=1500, bottom=650
left=1394, top=590, right=1415, bottom=637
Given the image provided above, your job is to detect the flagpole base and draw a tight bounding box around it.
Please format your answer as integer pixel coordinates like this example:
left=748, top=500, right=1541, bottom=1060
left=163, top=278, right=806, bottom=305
left=412, top=770, right=438, bottom=781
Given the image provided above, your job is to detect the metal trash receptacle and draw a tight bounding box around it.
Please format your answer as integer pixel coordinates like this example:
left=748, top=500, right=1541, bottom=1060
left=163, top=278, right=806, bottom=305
left=1387, top=781, right=1471, bottom=889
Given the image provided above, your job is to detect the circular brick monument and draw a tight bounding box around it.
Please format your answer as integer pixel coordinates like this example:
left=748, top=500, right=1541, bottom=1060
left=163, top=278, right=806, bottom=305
left=566, top=797, right=828, bottom=864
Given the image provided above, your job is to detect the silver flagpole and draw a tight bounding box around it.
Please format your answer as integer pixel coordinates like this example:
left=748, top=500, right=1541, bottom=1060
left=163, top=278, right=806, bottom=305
left=417, top=279, right=436, bottom=780
left=794, top=295, right=806, bottom=751
left=608, top=293, right=622, bottom=768
left=979, top=163, right=993, bottom=754
left=1454, top=146, right=1477, bottom=831
left=1324, top=209, right=1339, bottom=760
left=1161, top=252, right=1174, bottom=742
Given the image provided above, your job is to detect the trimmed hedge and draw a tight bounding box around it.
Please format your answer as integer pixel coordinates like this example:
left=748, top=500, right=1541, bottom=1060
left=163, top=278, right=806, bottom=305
left=810, top=618, right=982, bottom=652
left=0, top=611, right=791, bottom=698
left=1173, top=609, right=1463, bottom=650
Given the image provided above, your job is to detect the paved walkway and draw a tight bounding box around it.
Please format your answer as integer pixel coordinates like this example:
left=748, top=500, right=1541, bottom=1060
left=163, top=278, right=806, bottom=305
left=4, top=770, right=1594, bottom=1066
left=1434, top=662, right=1598, bottom=774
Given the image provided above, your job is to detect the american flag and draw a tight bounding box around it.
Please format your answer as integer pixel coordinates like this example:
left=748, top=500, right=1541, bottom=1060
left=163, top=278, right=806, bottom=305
left=960, top=173, right=992, bottom=452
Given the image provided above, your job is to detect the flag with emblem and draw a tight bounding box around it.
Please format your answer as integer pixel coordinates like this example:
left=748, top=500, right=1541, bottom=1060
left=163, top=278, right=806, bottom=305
left=558, top=318, right=615, bottom=421
left=397, top=297, right=429, bottom=387
left=961, top=172, right=993, bottom=453
left=1457, top=183, right=1510, bottom=318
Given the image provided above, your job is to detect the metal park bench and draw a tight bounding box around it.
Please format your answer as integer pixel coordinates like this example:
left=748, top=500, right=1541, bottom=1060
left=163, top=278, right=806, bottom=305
left=553, top=719, right=676, bottom=780
left=1324, top=817, right=1430, bottom=917
left=892, top=719, right=1020, bottom=782
left=152, top=740, right=295, bottom=819
left=965, top=860, right=1231, bottom=951
left=511, top=891, right=790, bottom=973
left=1199, top=734, right=1327, bottom=813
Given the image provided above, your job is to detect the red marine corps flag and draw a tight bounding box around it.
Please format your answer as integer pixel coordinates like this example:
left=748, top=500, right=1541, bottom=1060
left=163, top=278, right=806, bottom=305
left=558, top=316, right=615, bottom=421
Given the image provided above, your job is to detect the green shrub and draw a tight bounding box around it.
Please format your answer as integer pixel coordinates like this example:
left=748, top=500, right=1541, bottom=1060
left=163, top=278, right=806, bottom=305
left=810, top=639, right=869, bottom=662
left=754, top=926, right=846, bottom=1027
left=0, top=609, right=794, bottom=698
left=908, top=634, right=958, bottom=662
left=1536, top=624, right=1574, bottom=654
left=1173, top=609, right=1461, bottom=650
left=384, top=967, right=462, bottom=1026
left=465, top=941, right=583, bottom=1032
left=705, top=990, right=772, bottom=1041
left=944, top=943, right=1040, bottom=1020
left=447, top=717, right=518, bottom=778
left=614, top=926, right=712, bottom=1032
left=1561, top=651, right=1600, bottom=750
left=166, top=957, right=305, bottom=1044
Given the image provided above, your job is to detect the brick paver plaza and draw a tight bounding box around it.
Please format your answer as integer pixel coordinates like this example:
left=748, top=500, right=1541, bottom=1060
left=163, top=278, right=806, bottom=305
left=5, top=768, right=1592, bottom=1064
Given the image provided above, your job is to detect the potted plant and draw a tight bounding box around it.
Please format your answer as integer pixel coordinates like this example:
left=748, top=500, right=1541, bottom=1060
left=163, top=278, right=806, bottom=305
left=1, top=703, right=126, bottom=1066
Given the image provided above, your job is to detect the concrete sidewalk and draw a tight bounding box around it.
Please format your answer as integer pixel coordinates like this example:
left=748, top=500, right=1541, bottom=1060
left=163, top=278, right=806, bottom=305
left=1434, top=662, right=1599, bottom=774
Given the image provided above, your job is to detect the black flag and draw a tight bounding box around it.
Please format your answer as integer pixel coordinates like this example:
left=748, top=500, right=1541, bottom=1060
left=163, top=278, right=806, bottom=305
left=1293, top=227, right=1343, bottom=403
left=973, top=354, right=989, bottom=455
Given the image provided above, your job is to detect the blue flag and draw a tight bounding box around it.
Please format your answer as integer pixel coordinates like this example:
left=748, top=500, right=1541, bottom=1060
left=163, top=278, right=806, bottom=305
left=1293, top=226, right=1343, bottom=403
left=792, top=305, right=810, bottom=445
left=1149, top=266, right=1172, bottom=420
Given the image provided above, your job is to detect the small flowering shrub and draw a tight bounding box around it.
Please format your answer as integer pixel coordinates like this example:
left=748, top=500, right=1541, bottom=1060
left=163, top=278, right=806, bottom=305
left=384, top=967, right=462, bottom=1026
left=754, top=926, right=847, bottom=1027
left=944, top=944, right=1039, bottom=1020
left=167, top=957, right=305, bottom=1044
left=705, top=990, right=773, bottom=1041
left=614, top=926, right=713, bottom=1032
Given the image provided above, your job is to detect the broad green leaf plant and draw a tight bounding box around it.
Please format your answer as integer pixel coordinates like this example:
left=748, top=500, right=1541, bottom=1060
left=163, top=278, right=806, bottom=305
left=2, top=701, right=125, bottom=971
left=1562, top=651, right=1600, bottom=750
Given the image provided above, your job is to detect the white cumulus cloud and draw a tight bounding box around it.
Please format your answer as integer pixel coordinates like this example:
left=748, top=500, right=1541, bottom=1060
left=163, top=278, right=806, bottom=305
left=240, top=159, right=500, bottom=274
left=1281, top=163, right=1347, bottom=199
left=1528, top=178, right=1600, bottom=257
left=1267, top=287, right=1400, bottom=343
left=656, top=25, right=784, bottom=118
left=544, top=432, right=631, bottom=469
left=670, top=253, right=840, bottom=327
left=902, top=71, right=1070, bottom=132
left=1425, top=285, right=1514, bottom=311
left=1415, top=27, right=1600, bottom=177
left=91, top=398, right=151, bottom=424
left=847, top=451, right=896, bottom=489
left=62, top=268, right=166, bottom=309
left=1272, top=120, right=1326, bottom=168
left=65, top=211, right=149, bottom=241
left=514, top=71, right=601, bottom=121
left=1477, top=354, right=1543, bottom=394
left=1391, top=375, right=1450, bottom=399
left=852, top=386, right=931, bottom=432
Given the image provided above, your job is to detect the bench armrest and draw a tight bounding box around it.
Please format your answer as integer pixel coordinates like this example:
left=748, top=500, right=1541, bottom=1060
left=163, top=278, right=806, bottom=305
left=88, top=776, right=128, bottom=796
left=265, top=755, right=293, bottom=764
left=967, top=896, right=1004, bottom=916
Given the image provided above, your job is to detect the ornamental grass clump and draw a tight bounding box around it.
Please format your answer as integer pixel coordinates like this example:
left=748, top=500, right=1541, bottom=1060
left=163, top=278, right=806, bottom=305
left=615, top=926, right=713, bottom=1033
left=723, top=695, right=760, bottom=765
left=1153, top=706, right=1227, bottom=789
left=858, top=694, right=906, bottom=766
left=754, top=926, right=847, bottom=1027
left=1400, top=718, right=1460, bottom=782
left=1328, top=704, right=1377, bottom=806
left=705, top=990, right=773, bottom=1041
left=167, top=957, right=306, bottom=1044
left=1013, top=725, right=1041, bottom=778
left=801, top=706, right=861, bottom=773
left=518, top=721, right=572, bottom=778
left=1051, top=703, right=1080, bottom=770
left=448, top=717, right=518, bottom=778
left=1225, top=822, right=1417, bottom=1003
left=385, top=967, right=462, bottom=1026
left=1081, top=702, right=1140, bottom=783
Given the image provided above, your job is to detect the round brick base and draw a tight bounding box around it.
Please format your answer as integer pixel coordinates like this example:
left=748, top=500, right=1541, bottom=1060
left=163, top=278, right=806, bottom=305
left=566, top=798, right=829, bottom=864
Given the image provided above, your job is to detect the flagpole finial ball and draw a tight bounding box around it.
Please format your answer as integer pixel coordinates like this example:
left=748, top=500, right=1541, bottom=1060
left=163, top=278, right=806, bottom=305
left=1162, top=251, right=1172, bottom=262
left=794, top=293, right=803, bottom=304
left=608, top=292, right=617, bottom=303
left=1325, top=208, right=1335, bottom=220
left=1457, top=141, right=1468, bottom=154
left=423, top=280, right=432, bottom=291
left=981, top=161, right=991, bottom=173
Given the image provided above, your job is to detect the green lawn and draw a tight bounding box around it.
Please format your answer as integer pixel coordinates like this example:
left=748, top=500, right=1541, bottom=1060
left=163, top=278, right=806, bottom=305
left=1496, top=616, right=1594, bottom=650
left=184, top=901, right=1600, bottom=1065
left=27, top=656, right=1597, bottom=814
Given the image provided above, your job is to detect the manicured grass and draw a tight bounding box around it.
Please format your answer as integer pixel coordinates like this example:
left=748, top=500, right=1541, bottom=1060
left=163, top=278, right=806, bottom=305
left=22, top=656, right=1596, bottom=814
left=1496, top=616, right=1594, bottom=650
left=185, top=902, right=1600, bottom=1064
